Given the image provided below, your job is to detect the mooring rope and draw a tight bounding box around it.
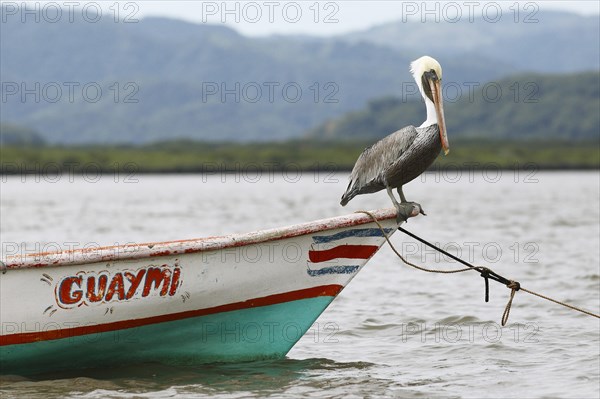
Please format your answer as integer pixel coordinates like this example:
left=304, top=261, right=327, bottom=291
left=356, top=210, right=600, bottom=325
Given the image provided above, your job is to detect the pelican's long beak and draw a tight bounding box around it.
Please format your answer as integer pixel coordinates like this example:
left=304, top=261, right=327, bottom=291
left=430, top=78, right=449, bottom=155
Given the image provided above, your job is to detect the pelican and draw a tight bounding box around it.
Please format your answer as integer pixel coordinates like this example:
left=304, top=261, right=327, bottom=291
left=340, top=56, right=449, bottom=222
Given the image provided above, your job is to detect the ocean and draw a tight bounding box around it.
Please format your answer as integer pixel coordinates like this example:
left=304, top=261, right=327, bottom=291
left=1, top=171, right=599, bottom=398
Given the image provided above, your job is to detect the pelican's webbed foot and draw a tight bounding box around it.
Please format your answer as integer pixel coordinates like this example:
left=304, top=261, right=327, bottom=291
left=394, top=202, right=424, bottom=224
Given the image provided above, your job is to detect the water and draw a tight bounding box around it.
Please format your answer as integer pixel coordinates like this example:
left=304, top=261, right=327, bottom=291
left=1, top=171, right=599, bottom=398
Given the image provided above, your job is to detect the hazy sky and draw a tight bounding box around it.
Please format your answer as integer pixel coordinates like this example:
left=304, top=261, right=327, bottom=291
left=12, top=1, right=600, bottom=36
left=132, top=1, right=598, bottom=36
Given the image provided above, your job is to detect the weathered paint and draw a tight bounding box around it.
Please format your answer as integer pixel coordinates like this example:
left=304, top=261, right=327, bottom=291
left=2, top=209, right=398, bottom=269
left=0, top=208, right=402, bottom=375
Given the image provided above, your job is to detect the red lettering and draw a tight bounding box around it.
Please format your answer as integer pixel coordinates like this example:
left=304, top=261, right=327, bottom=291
left=169, top=267, right=181, bottom=296
left=86, top=275, right=108, bottom=302
left=55, top=265, right=182, bottom=308
left=105, top=273, right=126, bottom=302
left=142, top=267, right=171, bottom=297
left=125, top=269, right=145, bottom=299
left=57, top=276, right=83, bottom=306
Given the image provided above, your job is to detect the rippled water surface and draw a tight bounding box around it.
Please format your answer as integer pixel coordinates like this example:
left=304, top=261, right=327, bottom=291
left=1, top=171, right=599, bottom=398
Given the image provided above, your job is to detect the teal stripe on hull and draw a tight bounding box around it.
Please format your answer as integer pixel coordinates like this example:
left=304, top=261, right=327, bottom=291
left=0, top=296, right=334, bottom=376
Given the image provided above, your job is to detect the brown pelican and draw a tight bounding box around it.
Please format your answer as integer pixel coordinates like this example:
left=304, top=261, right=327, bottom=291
left=340, top=56, right=449, bottom=222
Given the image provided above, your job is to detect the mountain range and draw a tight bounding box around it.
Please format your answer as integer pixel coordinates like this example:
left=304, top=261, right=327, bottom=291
left=308, top=72, right=600, bottom=141
left=1, top=7, right=598, bottom=144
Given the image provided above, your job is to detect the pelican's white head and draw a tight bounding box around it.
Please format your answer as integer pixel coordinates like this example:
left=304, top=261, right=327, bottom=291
left=410, top=56, right=449, bottom=155
left=410, top=55, right=443, bottom=85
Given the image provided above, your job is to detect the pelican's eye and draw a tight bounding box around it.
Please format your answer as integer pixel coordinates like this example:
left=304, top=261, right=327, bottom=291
left=424, top=70, right=438, bottom=81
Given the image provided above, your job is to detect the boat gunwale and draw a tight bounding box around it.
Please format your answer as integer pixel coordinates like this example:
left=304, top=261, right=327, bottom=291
left=1, top=208, right=397, bottom=270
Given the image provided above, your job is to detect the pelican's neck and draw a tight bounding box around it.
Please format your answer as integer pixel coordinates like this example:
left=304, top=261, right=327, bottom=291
left=419, top=96, right=437, bottom=128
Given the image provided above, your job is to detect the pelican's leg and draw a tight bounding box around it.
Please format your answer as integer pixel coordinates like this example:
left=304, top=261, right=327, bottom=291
left=397, top=186, right=407, bottom=203
left=386, top=186, right=401, bottom=209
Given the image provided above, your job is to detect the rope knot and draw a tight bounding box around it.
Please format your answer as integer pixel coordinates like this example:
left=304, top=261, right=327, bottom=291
left=477, top=267, right=491, bottom=302
left=507, top=281, right=521, bottom=291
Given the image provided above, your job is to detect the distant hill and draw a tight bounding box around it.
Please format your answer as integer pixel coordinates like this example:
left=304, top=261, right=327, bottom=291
left=342, top=11, right=600, bottom=73
left=307, top=72, right=600, bottom=141
left=0, top=7, right=598, bottom=144
left=0, top=124, right=45, bottom=146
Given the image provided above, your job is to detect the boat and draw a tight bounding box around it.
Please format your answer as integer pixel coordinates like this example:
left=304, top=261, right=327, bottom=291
left=0, top=208, right=403, bottom=375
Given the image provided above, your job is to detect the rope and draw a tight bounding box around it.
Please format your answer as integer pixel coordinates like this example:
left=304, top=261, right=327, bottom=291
left=519, top=286, right=600, bottom=319
left=356, top=210, right=600, bottom=325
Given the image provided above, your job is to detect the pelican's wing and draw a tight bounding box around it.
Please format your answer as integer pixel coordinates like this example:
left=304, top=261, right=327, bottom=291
left=349, top=125, right=419, bottom=188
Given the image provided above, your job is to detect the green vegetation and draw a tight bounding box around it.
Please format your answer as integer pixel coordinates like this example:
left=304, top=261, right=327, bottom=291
left=1, top=140, right=597, bottom=174
left=308, top=72, right=600, bottom=141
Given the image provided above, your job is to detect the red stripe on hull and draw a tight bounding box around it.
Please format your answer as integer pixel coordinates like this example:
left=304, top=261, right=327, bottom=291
left=0, top=284, right=343, bottom=346
left=309, top=245, right=379, bottom=263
